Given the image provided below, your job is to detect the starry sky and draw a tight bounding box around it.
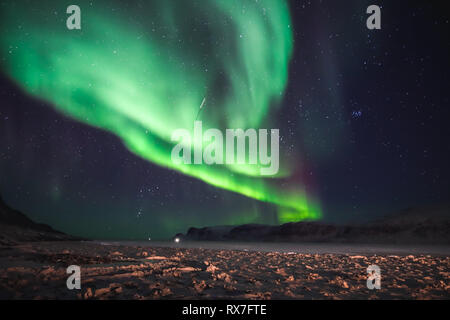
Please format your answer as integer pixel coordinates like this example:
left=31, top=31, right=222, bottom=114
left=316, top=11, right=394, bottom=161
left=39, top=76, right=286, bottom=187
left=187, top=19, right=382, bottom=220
left=0, top=0, right=449, bottom=240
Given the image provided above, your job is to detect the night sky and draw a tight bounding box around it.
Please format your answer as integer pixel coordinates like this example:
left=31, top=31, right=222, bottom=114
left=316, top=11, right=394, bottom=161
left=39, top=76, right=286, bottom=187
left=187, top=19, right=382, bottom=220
left=0, top=0, right=449, bottom=240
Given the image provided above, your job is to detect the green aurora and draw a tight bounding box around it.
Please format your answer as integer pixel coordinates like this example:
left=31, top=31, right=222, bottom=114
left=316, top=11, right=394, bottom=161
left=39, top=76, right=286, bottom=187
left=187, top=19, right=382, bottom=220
left=0, top=0, right=321, bottom=222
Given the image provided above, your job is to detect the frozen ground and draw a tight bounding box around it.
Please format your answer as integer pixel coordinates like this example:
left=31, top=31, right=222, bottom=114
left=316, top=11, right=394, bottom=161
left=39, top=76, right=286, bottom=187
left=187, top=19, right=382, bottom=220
left=0, top=241, right=448, bottom=299
left=99, top=240, right=450, bottom=256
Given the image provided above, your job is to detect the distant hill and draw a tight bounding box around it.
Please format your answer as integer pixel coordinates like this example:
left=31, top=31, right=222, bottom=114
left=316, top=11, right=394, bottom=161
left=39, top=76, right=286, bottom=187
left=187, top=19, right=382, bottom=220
left=177, top=205, right=450, bottom=245
left=0, top=195, right=83, bottom=245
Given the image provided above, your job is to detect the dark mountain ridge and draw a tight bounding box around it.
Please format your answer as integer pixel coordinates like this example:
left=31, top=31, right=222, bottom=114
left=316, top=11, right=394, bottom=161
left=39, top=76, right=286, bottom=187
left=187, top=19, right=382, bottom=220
left=177, top=205, right=450, bottom=245
left=0, top=195, right=83, bottom=245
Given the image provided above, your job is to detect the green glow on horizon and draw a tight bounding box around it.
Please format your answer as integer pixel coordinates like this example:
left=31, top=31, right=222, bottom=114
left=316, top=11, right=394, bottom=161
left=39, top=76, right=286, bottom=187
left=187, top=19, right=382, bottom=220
left=0, top=0, right=321, bottom=223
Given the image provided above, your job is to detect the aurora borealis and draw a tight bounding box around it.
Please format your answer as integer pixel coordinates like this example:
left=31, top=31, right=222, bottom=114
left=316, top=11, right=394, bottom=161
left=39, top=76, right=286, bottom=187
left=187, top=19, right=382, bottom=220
left=0, top=0, right=320, bottom=224
left=1, top=0, right=449, bottom=239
